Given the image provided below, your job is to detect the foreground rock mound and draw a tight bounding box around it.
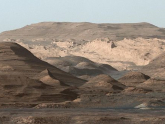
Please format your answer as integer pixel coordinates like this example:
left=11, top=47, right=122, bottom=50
left=82, top=74, right=125, bottom=92
left=0, top=42, right=86, bottom=106
left=0, top=42, right=85, bottom=87
left=0, top=75, right=78, bottom=104
left=118, top=71, right=150, bottom=86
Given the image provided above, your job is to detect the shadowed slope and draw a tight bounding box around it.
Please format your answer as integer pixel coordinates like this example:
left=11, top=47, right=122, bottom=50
left=0, top=42, right=87, bottom=104
left=44, top=56, right=117, bottom=78
left=34, top=69, right=69, bottom=86
left=0, top=42, right=85, bottom=87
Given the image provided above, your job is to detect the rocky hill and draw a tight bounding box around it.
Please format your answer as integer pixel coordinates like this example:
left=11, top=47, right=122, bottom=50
left=0, top=42, right=86, bottom=105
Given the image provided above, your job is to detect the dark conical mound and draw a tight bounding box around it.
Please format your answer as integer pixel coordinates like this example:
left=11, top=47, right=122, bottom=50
left=118, top=71, right=150, bottom=86
left=109, top=41, right=117, bottom=48
left=82, top=74, right=125, bottom=91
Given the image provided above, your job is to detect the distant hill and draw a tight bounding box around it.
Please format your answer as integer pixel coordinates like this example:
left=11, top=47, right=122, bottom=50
left=0, top=22, right=165, bottom=41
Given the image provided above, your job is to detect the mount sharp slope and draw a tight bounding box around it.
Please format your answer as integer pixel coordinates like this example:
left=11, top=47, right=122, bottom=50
left=0, top=22, right=165, bottom=41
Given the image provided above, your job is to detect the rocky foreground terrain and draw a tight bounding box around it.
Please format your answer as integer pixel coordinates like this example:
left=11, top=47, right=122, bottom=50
left=0, top=22, right=165, bottom=123
left=2, top=108, right=165, bottom=124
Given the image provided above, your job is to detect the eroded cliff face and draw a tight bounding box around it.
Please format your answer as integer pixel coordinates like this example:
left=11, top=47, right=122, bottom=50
left=10, top=38, right=165, bottom=72
left=1, top=22, right=165, bottom=71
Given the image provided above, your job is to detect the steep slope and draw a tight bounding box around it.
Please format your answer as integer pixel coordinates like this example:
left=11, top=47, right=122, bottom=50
left=0, top=42, right=85, bottom=87
left=0, top=22, right=165, bottom=41
left=0, top=42, right=87, bottom=105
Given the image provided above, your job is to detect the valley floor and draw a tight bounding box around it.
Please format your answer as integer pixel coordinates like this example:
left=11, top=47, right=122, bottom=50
left=1, top=108, right=165, bottom=124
